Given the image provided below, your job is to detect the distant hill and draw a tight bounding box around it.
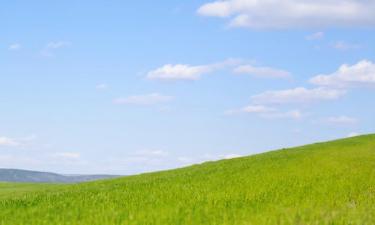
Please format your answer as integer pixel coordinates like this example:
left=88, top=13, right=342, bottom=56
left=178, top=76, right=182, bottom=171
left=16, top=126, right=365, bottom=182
left=1, top=134, right=375, bottom=224
left=0, top=168, right=119, bottom=183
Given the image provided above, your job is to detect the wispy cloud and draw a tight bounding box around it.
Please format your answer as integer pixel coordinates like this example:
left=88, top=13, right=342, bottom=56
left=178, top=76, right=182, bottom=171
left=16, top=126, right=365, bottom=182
left=234, top=65, right=291, bottom=79
left=0, top=135, right=36, bottom=147
left=96, top=83, right=109, bottom=90
left=226, top=105, right=304, bottom=120
left=8, top=43, right=21, bottom=51
left=0, top=154, right=40, bottom=168
left=104, top=149, right=174, bottom=173
left=147, top=64, right=213, bottom=81
left=199, top=153, right=243, bottom=161
left=251, top=87, right=345, bottom=105
left=306, top=32, right=324, bottom=41
left=325, top=116, right=358, bottom=125
left=0, top=136, right=20, bottom=147
left=347, top=132, right=360, bottom=138
left=332, top=41, right=361, bottom=51
left=220, top=154, right=242, bottom=159
left=41, top=41, right=71, bottom=57
left=146, top=59, right=242, bottom=81
left=260, top=110, right=304, bottom=120
left=53, top=152, right=81, bottom=160
left=225, top=105, right=276, bottom=115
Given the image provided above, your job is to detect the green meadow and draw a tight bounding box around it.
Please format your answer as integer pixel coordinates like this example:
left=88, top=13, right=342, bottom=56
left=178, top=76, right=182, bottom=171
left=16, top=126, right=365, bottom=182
left=1, top=134, right=375, bottom=225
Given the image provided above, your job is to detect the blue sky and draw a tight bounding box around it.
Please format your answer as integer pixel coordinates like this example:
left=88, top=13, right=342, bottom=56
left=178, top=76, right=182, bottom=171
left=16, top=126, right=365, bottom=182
left=1, top=0, right=375, bottom=174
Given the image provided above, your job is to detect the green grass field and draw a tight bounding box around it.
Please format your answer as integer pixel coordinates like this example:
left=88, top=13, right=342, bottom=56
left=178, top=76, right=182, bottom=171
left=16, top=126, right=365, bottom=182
left=1, top=134, right=375, bottom=225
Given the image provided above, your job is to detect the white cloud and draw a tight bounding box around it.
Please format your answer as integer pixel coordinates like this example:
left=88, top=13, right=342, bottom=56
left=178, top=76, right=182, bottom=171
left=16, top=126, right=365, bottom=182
left=147, top=64, right=213, bottom=81
left=310, top=60, right=375, bottom=88
left=220, top=154, right=242, bottom=159
left=241, top=105, right=275, bottom=113
left=8, top=43, right=21, bottom=50
left=332, top=41, right=361, bottom=50
left=0, top=136, right=20, bottom=147
left=347, top=132, right=360, bottom=137
left=146, top=59, right=241, bottom=81
left=197, top=0, right=375, bottom=29
left=234, top=65, right=291, bottom=79
left=225, top=105, right=276, bottom=115
left=326, top=116, right=358, bottom=125
left=306, top=32, right=324, bottom=40
left=113, top=93, right=174, bottom=105
left=251, top=87, right=345, bottom=104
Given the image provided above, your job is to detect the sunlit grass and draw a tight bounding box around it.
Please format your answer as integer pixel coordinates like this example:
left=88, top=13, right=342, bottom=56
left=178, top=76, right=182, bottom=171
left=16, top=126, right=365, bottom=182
left=1, top=134, right=375, bottom=224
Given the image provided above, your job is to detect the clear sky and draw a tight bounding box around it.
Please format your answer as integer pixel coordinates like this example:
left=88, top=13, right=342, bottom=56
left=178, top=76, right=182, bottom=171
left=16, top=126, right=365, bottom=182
left=1, top=0, right=375, bottom=175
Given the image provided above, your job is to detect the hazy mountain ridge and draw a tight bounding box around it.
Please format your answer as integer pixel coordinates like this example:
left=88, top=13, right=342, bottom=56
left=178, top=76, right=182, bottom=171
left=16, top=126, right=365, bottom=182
left=0, top=168, right=119, bottom=183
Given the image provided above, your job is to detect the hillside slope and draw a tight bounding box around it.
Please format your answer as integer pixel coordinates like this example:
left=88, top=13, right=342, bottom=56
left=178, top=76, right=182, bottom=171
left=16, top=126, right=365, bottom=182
left=0, top=168, right=119, bottom=183
left=1, top=135, right=375, bottom=225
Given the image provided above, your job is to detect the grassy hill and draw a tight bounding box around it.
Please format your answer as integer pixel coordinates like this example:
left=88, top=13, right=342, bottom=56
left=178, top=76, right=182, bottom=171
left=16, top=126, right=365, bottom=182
left=1, top=134, right=375, bottom=225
